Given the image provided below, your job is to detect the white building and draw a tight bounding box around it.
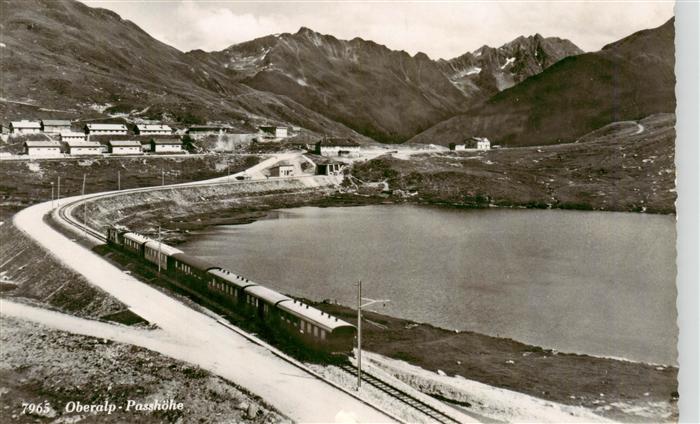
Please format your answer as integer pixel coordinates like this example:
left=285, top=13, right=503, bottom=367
left=314, top=139, right=361, bottom=156
left=151, top=139, right=183, bottom=153
left=41, top=119, right=72, bottom=133
left=476, top=137, right=491, bottom=150
left=10, top=120, right=42, bottom=134
left=269, top=162, right=295, bottom=177
left=108, top=140, right=142, bottom=155
left=451, top=137, right=491, bottom=151
left=85, top=123, right=128, bottom=136
left=135, top=124, right=172, bottom=135
left=60, top=131, right=87, bottom=142
left=24, top=140, right=62, bottom=156
left=65, top=140, right=103, bottom=156
left=259, top=126, right=289, bottom=139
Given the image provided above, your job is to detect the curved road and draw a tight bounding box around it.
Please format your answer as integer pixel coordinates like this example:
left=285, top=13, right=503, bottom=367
left=10, top=164, right=398, bottom=423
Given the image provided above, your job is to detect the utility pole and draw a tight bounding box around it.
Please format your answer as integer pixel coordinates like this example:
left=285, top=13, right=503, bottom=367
left=157, top=225, right=162, bottom=275
left=50, top=182, right=54, bottom=209
left=356, top=280, right=390, bottom=391
left=56, top=176, right=61, bottom=206
left=81, top=174, right=87, bottom=237
left=117, top=170, right=121, bottom=191
left=161, top=168, right=165, bottom=186
left=357, top=280, right=362, bottom=390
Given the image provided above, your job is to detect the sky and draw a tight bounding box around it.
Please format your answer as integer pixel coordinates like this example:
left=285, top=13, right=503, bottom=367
left=83, top=1, right=675, bottom=60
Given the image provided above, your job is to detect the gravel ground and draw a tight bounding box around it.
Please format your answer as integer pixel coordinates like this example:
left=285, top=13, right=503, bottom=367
left=0, top=315, right=288, bottom=424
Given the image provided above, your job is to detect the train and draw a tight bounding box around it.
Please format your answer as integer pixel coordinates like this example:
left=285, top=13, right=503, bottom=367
left=106, top=226, right=356, bottom=355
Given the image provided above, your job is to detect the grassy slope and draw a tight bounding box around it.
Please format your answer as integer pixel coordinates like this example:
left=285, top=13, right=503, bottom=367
left=0, top=0, right=364, bottom=139
left=0, top=223, right=127, bottom=320
left=0, top=154, right=260, bottom=220
left=357, top=113, right=676, bottom=214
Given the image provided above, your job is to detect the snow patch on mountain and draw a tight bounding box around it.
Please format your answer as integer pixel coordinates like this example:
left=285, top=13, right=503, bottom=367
left=501, top=57, right=516, bottom=69
left=453, top=67, right=482, bottom=78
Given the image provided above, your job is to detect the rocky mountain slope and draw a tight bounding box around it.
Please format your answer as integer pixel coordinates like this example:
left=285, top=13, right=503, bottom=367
left=205, top=28, right=469, bottom=143
left=0, top=0, right=365, bottom=139
left=1, top=0, right=668, bottom=148
left=0, top=0, right=581, bottom=144
left=410, top=19, right=675, bottom=147
left=435, top=34, right=583, bottom=100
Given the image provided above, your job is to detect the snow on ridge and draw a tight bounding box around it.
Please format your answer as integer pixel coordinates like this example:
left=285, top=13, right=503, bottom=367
left=500, top=57, right=515, bottom=69
left=453, top=67, right=482, bottom=79
left=466, top=66, right=482, bottom=75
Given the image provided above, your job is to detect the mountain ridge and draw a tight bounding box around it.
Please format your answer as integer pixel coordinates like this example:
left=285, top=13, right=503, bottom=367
left=435, top=33, right=584, bottom=100
left=409, top=18, right=675, bottom=147
left=1, top=0, right=668, bottom=149
left=208, top=26, right=471, bottom=143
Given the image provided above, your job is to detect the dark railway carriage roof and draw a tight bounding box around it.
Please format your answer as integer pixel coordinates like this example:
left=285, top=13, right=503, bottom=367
left=244, top=285, right=291, bottom=305
left=143, top=241, right=183, bottom=256
left=277, top=299, right=355, bottom=332
left=208, top=268, right=258, bottom=290
left=171, top=253, right=219, bottom=271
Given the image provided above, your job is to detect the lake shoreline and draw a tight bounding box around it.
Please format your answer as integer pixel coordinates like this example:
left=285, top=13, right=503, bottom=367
left=161, top=190, right=675, bottom=246
left=88, top=186, right=677, bottom=421
left=309, top=299, right=678, bottom=422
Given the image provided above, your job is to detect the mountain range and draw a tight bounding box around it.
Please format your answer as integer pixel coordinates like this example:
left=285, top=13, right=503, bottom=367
left=0, top=0, right=675, bottom=146
left=409, top=18, right=676, bottom=147
left=435, top=35, right=583, bottom=100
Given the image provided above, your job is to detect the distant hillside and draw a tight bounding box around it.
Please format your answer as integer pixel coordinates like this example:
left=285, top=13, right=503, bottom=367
left=436, top=34, right=583, bottom=100
left=357, top=113, right=676, bottom=213
left=206, top=28, right=469, bottom=143
left=0, top=0, right=366, bottom=140
left=410, top=19, right=675, bottom=147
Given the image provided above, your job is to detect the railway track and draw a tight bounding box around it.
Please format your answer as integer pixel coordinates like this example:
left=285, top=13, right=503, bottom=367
left=337, top=363, right=462, bottom=424
left=53, top=173, right=324, bottom=242
left=54, top=181, right=470, bottom=424
left=56, top=198, right=107, bottom=242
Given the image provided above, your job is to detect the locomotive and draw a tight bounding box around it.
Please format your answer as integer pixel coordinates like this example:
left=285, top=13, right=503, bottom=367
left=106, top=226, right=356, bottom=354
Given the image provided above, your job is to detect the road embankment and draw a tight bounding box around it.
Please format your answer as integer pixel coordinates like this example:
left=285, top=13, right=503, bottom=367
left=0, top=216, right=131, bottom=322
left=73, top=175, right=352, bottom=243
